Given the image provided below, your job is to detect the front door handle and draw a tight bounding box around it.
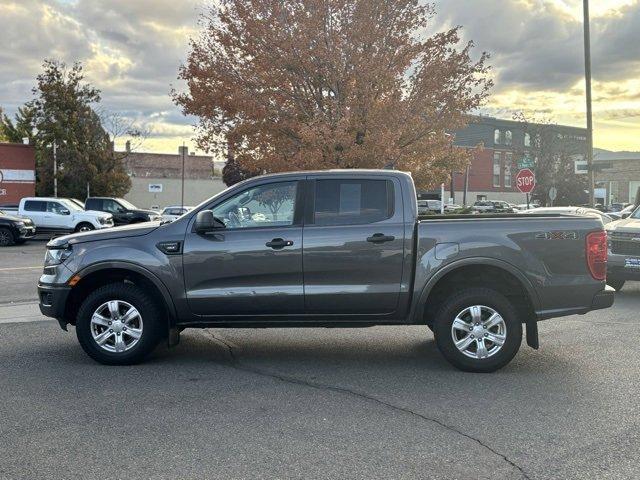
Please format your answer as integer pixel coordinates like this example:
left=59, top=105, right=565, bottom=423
left=265, top=238, right=294, bottom=249
left=366, top=233, right=395, bottom=243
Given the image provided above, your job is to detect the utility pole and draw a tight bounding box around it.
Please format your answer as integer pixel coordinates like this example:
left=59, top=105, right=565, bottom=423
left=53, top=140, right=58, bottom=198
left=583, top=0, right=595, bottom=206
left=463, top=165, right=469, bottom=206
left=181, top=142, right=186, bottom=209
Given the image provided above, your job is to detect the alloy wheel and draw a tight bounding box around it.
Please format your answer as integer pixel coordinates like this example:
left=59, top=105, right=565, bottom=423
left=90, top=300, right=144, bottom=353
left=450, top=305, right=507, bottom=359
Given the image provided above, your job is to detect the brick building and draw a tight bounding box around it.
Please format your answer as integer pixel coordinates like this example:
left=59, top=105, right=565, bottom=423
left=121, top=144, right=226, bottom=209
left=0, top=142, right=36, bottom=205
left=593, top=149, right=640, bottom=205
left=446, top=116, right=588, bottom=204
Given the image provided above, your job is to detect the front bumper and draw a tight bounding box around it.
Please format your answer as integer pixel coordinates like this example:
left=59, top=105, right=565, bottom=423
left=18, top=226, right=36, bottom=239
left=38, top=283, right=72, bottom=323
left=607, top=252, right=640, bottom=281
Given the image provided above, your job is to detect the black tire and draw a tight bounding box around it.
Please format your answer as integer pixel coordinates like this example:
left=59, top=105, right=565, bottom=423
left=76, top=282, right=165, bottom=365
left=0, top=227, right=15, bottom=247
left=75, top=222, right=95, bottom=232
left=607, top=278, right=625, bottom=291
left=433, top=287, right=522, bottom=373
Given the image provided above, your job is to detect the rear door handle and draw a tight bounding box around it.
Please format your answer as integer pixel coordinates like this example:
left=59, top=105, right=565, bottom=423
left=265, top=238, right=294, bottom=249
left=366, top=233, right=395, bottom=243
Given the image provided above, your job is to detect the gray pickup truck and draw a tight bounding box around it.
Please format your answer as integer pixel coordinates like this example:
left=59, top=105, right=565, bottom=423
left=38, top=170, right=613, bottom=372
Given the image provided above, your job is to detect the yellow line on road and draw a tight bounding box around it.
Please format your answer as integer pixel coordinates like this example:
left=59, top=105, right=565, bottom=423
left=0, top=266, right=42, bottom=271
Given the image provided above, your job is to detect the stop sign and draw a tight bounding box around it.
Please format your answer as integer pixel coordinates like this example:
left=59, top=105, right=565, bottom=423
left=516, top=168, right=536, bottom=194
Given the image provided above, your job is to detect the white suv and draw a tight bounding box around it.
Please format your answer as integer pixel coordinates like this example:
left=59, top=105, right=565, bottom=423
left=18, top=197, right=114, bottom=234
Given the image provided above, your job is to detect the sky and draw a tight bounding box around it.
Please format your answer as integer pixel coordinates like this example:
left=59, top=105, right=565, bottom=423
left=0, top=0, right=639, bottom=154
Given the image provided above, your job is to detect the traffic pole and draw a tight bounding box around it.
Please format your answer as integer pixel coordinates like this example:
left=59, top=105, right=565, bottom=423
left=526, top=193, right=530, bottom=210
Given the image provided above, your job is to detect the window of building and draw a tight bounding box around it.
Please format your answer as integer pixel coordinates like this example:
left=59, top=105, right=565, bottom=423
left=313, top=179, right=393, bottom=226
left=493, top=152, right=501, bottom=188
left=504, top=153, right=512, bottom=188
left=504, top=130, right=512, bottom=146
left=524, top=133, right=531, bottom=147
left=494, top=129, right=501, bottom=145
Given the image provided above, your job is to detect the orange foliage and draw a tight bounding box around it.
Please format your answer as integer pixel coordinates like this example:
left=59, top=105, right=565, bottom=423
left=174, top=0, right=492, bottom=189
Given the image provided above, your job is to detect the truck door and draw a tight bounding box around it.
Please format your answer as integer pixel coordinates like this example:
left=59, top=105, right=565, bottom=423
left=303, top=177, right=405, bottom=315
left=183, top=179, right=304, bottom=316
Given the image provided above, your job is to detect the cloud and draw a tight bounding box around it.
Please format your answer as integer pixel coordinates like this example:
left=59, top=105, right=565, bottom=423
left=433, top=0, right=640, bottom=92
left=0, top=0, right=638, bottom=152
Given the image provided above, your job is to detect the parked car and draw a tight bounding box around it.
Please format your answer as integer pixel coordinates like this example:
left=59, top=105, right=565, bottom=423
left=84, top=197, right=162, bottom=226
left=605, top=205, right=640, bottom=291
left=161, top=205, right=194, bottom=222
left=472, top=200, right=514, bottom=213
left=17, top=197, right=113, bottom=235
left=38, top=170, right=613, bottom=372
left=0, top=209, right=36, bottom=246
left=417, top=199, right=442, bottom=215
left=519, top=206, right=615, bottom=225
left=608, top=204, right=635, bottom=220
left=443, top=203, right=462, bottom=212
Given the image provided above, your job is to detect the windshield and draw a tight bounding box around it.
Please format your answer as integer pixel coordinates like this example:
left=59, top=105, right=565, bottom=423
left=117, top=198, right=138, bottom=210
left=631, top=206, right=640, bottom=219
left=59, top=199, right=83, bottom=211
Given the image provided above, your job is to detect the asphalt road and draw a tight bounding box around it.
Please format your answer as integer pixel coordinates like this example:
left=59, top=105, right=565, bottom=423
left=1, top=243, right=639, bottom=479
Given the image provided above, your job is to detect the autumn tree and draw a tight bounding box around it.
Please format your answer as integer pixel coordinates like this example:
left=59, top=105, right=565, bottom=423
left=174, top=0, right=492, bottom=188
left=512, top=112, right=588, bottom=206
left=2, top=60, right=131, bottom=198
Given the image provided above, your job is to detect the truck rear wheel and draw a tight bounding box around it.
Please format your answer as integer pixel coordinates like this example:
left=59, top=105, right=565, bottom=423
left=76, top=283, right=164, bottom=365
left=433, top=288, right=522, bottom=373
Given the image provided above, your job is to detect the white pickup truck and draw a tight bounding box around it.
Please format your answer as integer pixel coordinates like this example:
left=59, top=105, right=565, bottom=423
left=10, top=197, right=114, bottom=235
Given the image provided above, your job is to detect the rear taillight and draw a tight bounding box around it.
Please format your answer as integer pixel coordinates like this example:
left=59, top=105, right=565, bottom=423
left=586, top=231, right=607, bottom=281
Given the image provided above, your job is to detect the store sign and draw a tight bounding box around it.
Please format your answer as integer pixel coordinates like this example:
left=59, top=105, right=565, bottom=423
left=148, top=183, right=163, bottom=193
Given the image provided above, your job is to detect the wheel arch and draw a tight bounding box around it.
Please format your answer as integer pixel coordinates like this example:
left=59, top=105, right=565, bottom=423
left=64, top=261, right=178, bottom=334
left=414, top=257, right=540, bottom=326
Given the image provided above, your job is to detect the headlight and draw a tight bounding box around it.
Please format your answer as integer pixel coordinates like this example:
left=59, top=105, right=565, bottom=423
left=14, top=221, right=25, bottom=228
left=44, top=245, right=73, bottom=267
left=99, top=216, right=110, bottom=224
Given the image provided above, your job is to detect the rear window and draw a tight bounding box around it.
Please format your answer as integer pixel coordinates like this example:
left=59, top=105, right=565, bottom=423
left=24, top=200, right=46, bottom=212
left=313, top=179, right=393, bottom=226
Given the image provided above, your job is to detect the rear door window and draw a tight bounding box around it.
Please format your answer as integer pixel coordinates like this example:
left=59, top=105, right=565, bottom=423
left=313, top=179, right=393, bottom=226
left=24, top=200, right=46, bottom=212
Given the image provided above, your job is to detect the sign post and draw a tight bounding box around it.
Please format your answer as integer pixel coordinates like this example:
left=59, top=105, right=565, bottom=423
left=516, top=168, right=536, bottom=209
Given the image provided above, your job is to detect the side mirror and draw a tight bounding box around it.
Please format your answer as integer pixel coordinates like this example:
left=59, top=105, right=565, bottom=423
left=194, top=210, right=225, bottom=233
left=60, top=208, right=70, bottom=216
left=117, top=207, right=127, bottom=213
left=621, top=213, right=631, bottom=219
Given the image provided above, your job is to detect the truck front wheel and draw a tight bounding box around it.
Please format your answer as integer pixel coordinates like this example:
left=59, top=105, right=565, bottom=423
left=76, top=283, right=164, bottom=365
left=433, top=288, right=522, bottom=373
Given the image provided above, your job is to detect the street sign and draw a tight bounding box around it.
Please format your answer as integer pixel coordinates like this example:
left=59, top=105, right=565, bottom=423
left=549, top=187, right=558, bottom=202
left=148, top=183, right=163, bottom=193
left=517, top=155, right=535, bottom=169
left=516, top=168, right=536, bottom=194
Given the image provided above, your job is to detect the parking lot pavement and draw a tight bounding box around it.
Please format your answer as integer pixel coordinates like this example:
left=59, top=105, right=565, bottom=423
left=0, top=240, right=47, bottom=304
left=1, top=243, right=639, bottom=479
